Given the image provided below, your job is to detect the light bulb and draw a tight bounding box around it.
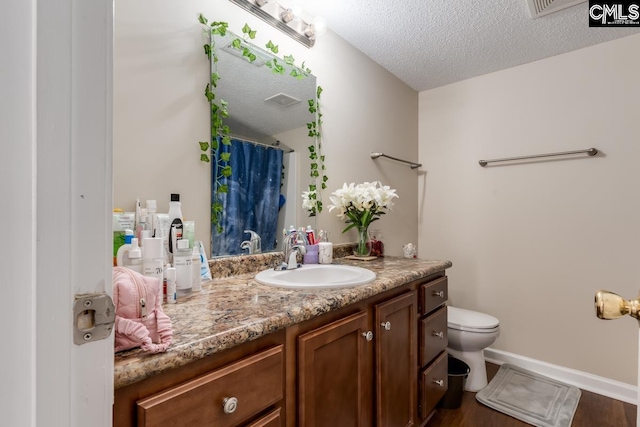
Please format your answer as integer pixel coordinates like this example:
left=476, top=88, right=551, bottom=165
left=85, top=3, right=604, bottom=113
left=311, top=16, right=328, bottom=36
left=303, top=24, right=315, bottom=38
left=289, top=1, right=303, bottom=18
left=281, top=8, right=294, bottom=23
left=255, top=0, right=270, bottom=6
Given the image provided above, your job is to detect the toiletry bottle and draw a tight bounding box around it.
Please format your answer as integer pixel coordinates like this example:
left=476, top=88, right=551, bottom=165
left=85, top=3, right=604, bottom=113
left=146, top=200, right=157, bottom=236
left=167, top=193, right=183, bottom=257
left=174, top=239, right=192, bottom=296
left=318, top=230, right=333, bottom=264
left=165, top=265, right=177, bottom=304
left=123, top=237, right=143, bottom=273
left=136, top=208, right=149, bottom=243
left=142, top=237, right=164, bottom=285
left=191, top=246, right=201, bottom=292
left=116, top=229, right=135, bottom=268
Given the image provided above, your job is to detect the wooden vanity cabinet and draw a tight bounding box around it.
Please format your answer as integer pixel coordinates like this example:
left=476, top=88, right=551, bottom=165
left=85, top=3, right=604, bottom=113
left=113, top=331, right=286, bottom=427
left=136, top=345, right=283, bottom=427
left=297, top=311, right=372, bottom=426
left=113, top=271, right=449, bottom=427
left=418, top=276, right=449, bottom=423
left=374, top=291, right=418, bottom=427
left=295, top=291, right=419, bottom=427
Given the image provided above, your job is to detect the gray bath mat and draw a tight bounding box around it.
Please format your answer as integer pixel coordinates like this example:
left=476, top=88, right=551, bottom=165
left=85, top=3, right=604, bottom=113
left=476, top=364, right=581, bottom=427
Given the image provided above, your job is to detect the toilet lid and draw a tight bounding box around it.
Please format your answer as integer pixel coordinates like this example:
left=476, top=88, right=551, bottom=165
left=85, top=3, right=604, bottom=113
left=448, top=306, right=499, bottom=331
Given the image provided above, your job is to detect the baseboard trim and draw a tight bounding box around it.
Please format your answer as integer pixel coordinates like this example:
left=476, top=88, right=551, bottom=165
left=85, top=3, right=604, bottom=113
left=484, top=348, right=637, bottom=405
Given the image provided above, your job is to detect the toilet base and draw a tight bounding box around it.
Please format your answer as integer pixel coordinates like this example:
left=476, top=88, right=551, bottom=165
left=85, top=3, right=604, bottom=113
left=447, top=348, right=488, bottom=392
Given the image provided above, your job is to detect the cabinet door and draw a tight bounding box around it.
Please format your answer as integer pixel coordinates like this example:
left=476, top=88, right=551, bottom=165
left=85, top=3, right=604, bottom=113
left=375, top=291, right=418, bottom=427
left=298, top=311, right=372, bottom=427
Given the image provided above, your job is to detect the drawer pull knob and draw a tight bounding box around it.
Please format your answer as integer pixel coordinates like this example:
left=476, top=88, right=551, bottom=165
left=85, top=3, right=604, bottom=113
left=362, top=331, right=374, bottom=341
left=380, top=321, right=391, bottom=331
left=433, top=291, right=444, bottom=298
left=432, top=331, right=444, bottom=339
left=433, top=379, right=444, bottom=387
left=222, top=397, right=238, bottom=414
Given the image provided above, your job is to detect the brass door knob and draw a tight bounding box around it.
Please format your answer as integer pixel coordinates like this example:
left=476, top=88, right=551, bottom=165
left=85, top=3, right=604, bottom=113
left=594, top=290, right=640, bottom=320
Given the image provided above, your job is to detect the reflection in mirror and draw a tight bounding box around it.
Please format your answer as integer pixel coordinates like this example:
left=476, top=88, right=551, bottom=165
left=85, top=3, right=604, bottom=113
left=210, top=31, right=317, bottom=257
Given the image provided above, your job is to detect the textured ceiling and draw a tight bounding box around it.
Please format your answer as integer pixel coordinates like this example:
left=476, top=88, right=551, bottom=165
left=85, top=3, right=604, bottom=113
left=291, top=0, right=640, bottom=92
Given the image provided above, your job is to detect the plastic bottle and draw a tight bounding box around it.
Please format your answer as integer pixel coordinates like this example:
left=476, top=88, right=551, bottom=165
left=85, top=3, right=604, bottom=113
left=116, top=229, right=135, bottom=268
left=167, top=194, right=183, bottom=257
left=174, top=239, right=192, bottom=296
left=142, top=237, right=164, bottom=285
left=318, top=230, right=333, bottom=264
left=146, top=200, right=157, bottom=237
left=191, top=246, right=201, bottom=291
left=165, top=265, right=177, bottom=304
left=124, top=238, right=143, bottom=273
left=136, top=208, right=149, bottom=244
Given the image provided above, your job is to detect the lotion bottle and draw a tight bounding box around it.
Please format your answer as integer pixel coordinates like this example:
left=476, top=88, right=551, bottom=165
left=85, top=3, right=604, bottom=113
left=167, top=193, right=183, bottom=257
left=142, top=237, right=164, bottom=285
left=191, top=246, right=201, bottom=291
left=124, top=238, right=142, bottom=273
left=116, top=229, right=135, bottom=267
left=174, top=239, right=192, bottom=295
left=165, top=265, right=177, bottom=304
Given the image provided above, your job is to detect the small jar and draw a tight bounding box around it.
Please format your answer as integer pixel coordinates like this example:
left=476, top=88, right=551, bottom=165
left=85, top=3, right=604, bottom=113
left=370, top=230, right=385, bottom=257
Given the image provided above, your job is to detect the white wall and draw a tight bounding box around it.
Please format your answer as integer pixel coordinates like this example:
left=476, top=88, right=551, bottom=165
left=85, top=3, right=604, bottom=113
left=114, top=0, right=418, bottom=256
left=419, top=34, right=640, bottom=384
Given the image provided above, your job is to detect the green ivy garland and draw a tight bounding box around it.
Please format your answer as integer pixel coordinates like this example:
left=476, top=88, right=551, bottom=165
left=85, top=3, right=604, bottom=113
left=197, top=14, right=326, bottom=230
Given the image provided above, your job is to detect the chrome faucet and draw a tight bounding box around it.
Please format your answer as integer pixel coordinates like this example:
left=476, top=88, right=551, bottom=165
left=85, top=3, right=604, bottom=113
left=280, top=230, right=307, bottom=270
left=240, top=230, right=261, bottom=254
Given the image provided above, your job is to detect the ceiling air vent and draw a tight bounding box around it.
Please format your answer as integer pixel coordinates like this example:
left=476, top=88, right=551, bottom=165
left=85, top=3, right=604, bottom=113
left=264, top=93, right=301, bottom=108
left=526, top=0, right=586, bottom=18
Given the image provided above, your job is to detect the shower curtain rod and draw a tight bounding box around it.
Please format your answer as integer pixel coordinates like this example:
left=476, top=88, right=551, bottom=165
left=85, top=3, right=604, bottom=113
left=230, top=135, right=294, bottom=153
left=370, top=152, right=422, bottom=169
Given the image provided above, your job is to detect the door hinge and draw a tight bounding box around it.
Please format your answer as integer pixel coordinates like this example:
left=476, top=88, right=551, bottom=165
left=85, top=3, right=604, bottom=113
left=73, top=293, right=115, bottom=345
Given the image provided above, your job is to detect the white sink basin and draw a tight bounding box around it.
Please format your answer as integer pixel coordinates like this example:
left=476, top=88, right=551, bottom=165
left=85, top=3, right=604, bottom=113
left=254, top=264, right=376, bottom=289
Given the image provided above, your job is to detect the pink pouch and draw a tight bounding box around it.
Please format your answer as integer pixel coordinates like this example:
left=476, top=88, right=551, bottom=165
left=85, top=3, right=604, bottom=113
left=113, top=267, right=173, bottom=353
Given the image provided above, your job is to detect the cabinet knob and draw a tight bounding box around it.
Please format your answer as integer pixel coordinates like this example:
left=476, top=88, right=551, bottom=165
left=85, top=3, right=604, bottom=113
left=432, top=290, right=444, bottom=298
left=222, top=397, right=238, bottom=414
left=380, top=321, right=391, bottom=331
left=432, top=331, right=444, bottom=339
left=433, top=379, right=444, bottom=387
left=362, top=331, right=373, bottom=341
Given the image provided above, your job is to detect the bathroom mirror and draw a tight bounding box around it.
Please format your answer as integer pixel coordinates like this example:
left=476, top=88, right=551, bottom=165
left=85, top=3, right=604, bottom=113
left=210, top=31, right=317, bottom=257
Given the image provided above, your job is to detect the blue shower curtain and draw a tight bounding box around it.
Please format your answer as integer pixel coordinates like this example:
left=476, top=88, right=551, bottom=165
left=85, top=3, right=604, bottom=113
left=212, top=138, right=284, bottom=256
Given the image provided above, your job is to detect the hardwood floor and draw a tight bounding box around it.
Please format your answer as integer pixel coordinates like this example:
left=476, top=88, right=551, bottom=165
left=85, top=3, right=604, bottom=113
left=427, top=363, right=636, bottom=427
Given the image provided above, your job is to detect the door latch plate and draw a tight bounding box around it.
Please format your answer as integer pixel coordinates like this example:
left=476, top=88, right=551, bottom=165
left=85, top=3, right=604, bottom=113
left=73, top=293, right=115, bottom=345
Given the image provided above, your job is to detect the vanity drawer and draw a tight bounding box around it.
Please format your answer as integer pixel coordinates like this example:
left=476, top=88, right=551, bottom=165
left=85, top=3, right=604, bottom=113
left=245, top=408, right=282, bottom=427
left=419, top=306, right=448, bottom=368
left=420, top=351, right=448, bottom=420
left=137, top=345, right=284, bottom=427
left=420, top=276, right=448, bottom=315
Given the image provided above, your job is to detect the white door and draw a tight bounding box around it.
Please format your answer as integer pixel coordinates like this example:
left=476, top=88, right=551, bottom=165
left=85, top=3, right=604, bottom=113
left=2, top=0, right=114, bottom=425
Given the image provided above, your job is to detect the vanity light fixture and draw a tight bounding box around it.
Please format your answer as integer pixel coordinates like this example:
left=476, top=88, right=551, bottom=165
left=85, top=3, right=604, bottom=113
left=229, top=0, right=326, bottom=48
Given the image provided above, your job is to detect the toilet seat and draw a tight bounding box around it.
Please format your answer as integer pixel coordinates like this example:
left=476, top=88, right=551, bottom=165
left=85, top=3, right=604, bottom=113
left=448, top=306, right=499, bottom=333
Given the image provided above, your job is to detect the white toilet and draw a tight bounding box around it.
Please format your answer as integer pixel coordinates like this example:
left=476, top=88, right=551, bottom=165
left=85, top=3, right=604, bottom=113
left=446, top=306, right=500, bottom=392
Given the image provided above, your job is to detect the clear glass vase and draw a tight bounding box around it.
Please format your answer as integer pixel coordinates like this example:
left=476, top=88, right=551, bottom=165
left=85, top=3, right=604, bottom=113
left=353, top=225, right=372, bottom=257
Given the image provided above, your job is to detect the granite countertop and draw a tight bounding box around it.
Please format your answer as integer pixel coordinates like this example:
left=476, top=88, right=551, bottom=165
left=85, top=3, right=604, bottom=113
left=114, top=256, right=452, bottom=389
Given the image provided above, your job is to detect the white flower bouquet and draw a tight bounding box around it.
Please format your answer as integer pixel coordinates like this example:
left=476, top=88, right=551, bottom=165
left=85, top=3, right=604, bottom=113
left=327, top=181, right=399, bottom=255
